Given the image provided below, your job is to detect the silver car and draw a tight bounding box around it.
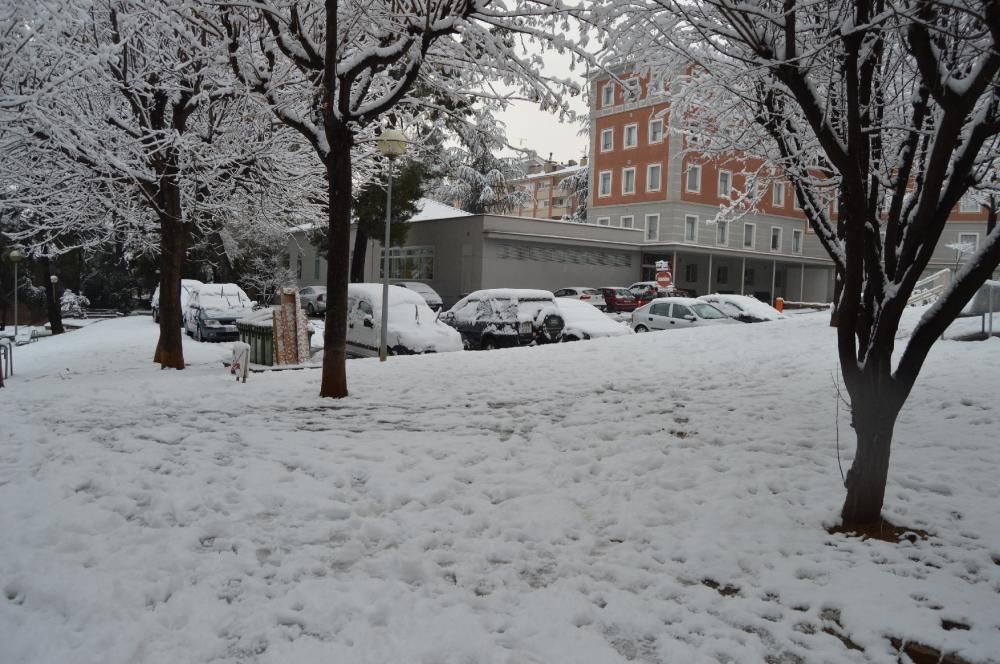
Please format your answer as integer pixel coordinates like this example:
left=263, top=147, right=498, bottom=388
left=631, top=297, right=738, bottom=332
left=299, top=286, right=327, bottom=316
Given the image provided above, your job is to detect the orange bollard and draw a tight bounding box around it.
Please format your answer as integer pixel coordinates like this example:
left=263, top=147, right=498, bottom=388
left=775, top=297, right=784, bottom=312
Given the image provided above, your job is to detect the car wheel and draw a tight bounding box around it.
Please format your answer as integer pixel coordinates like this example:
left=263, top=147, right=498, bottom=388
left=635, top=325, right=649, bottom=333
left=307, top=303, right=316, bottom=316
left=564, top=335, right=579, bottom=342
left=481, top=337, right=497, bottom=351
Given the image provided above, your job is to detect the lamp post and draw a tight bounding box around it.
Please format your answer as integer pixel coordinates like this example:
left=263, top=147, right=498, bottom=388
left=50, top=274, right=59, bottom=304
left=377, top=128, right=407, bottom=362
left=8, top=248, right=25, bottom=336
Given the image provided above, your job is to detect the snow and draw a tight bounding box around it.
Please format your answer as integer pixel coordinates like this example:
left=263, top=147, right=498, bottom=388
left=2, top=311, right=999, bottom=663
left=407, top=198, right=473, bottom=223
left=699, top=293, right=787, bottom=321
left=556, top=298, right=634, bottom=339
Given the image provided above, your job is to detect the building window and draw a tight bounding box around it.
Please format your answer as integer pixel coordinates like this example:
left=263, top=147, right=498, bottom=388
left=716, top=266, right=729, bottom=285
left=538, top=180, right=550, bottom=189
left=959, top=195, right=980, bottom=213
left=685, top=263, right=698, bottom=282
left=649, top=118, right=664, bottom=144
left=539, top=199, right=548, bottom=208
left=743, top=223, right=756, bottom=249
left=792, top=229, right=803, bottom=253
left=684, top=215, right=698, bottom=242
left=622, top=167, right=636, bottom=195
left=600, top=128, right=613, bottom=152
left=646, top=214, right=660, bottom=241
left=598, top=170, right=612, bottom=197
left=958, top=232, right=979, bottom=254
left=646, top=163, right=662, bottom=192
left=621, top=215, right=634, bottom=229
left=686, top=164, right=701, bottom=193
left=597, top=216, right=611, bottom=226
left=623, top=124, right=638, bottom=149
left=770, top=227, right=783, bottom=252
left=718, top=170, right=732, bottom=199
left=794, top=191, right=803, bottom=210
left=716, top=220, right=729, bottom=246
left=601, top=83, right=614, bottom=108
left=380, top=245, right=434, bottom=279
left=773, top=182, right=785, bottom=207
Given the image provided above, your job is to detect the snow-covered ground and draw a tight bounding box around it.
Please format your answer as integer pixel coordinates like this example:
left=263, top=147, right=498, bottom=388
left=2, top=311, right=998, bottom=663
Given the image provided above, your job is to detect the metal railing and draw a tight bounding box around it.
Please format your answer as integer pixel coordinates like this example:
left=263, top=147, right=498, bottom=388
left=907, top=269, right=952, bottom=306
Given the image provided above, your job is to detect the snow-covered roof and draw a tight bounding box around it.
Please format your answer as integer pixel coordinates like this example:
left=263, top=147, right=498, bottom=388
left=519, top=165, right=585, bottom=180
left=349, top=283, right=427, bottom=309
left=409, top=198, right=472, bottom=222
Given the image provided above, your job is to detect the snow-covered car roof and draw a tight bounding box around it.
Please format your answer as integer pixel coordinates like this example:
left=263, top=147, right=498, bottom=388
left=462, top=289, right=555, bottom=301
left=560, top=286, right=599, bottom=291
left=557, top=299, right=633, bottom=338
left=350, top=283, right=428, bottom=308
left=699, top=294, right=785, bottom=320
left=646, top=296, right=703, bottom=306
left=395, top=282, right=440, bottom=297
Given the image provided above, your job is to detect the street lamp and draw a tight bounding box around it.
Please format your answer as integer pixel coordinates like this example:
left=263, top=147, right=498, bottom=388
left=377, top=128, right=407, bottom=362
left=7, top=248, right=25, bottom=336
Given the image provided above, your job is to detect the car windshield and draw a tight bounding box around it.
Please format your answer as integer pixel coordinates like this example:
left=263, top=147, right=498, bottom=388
left=691, top=303, right=727, bottom=319
left=708, top=301, right=743, bottom=317
left=200, top=293, right=250, bottom=309
left=615, top=289, right=632, bottom=297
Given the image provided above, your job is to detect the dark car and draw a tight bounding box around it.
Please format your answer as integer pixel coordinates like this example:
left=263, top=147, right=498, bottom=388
left=599, top=287, right=638, bottom=313
left=442, top=289, right=566, bottom=350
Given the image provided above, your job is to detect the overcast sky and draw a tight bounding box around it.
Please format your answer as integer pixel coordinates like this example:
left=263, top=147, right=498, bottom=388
left=496, top=98, right=589, bottom=165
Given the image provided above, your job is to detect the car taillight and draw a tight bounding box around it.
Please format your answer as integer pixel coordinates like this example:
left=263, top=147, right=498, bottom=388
left=580, top=294, right=590, bottom=300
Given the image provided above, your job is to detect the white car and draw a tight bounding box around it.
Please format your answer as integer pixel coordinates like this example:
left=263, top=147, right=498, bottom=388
left=553, top=286, right=606, bottom=310
left=151, top=278, right=203, bottom=324
left=184, top=283, right=255, bottom=342
left=631, top=297, right=739, bottom=332
left=698, top=294, right=786, bottom=323
left=346, top=283, right=462, bottom=357
left=557, top=298, right=634, bottom=341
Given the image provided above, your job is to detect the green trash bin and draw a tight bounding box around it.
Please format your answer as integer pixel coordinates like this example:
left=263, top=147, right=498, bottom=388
left=236, top=309, right=275, bottom=366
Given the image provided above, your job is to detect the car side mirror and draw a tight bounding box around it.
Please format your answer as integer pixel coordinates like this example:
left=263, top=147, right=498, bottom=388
left=684, top=314, right=696, bottom=322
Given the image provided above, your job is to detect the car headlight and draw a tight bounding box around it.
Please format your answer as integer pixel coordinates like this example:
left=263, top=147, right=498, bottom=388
left=204, top=319, right=221, bottom=326
left=519, top=321, right=532, bottom=334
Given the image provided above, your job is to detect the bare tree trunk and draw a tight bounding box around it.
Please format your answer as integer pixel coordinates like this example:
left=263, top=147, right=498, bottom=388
left=350, top=226, right=367, bottom=283
left=841, top=391, right=901, bottom=524
left=319, top=126, right=352, bottom=398
left=42, top=257, right=65, bottom=335
left=153, top=215, right=187, bottom=370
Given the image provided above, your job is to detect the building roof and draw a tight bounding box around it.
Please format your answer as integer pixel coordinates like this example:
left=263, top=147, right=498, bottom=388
left=409, top=198, right=472, bottom=222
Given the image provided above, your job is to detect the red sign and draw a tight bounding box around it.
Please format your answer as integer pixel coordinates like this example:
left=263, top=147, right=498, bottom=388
left=656, top=271, right=673, bottom=288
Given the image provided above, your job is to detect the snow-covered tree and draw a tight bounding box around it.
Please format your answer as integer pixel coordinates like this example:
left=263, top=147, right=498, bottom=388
left=560, top=164, right=589, bottom=222
left=217, top=0, right=591, bottom=398
left=1, top=1, right=315, bottom=369
left=598, top=0, right=1000, bottom=526
left=436, top=112, right=531, bottom=214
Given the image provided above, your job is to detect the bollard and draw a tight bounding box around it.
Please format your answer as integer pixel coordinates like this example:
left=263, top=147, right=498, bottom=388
left=231, top=342, right=250, bottom=383
left=775, top=297, right=785, bottom=313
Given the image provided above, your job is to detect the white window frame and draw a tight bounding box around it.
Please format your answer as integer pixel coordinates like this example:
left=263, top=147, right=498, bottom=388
left=684, top=214, right=698, bottom=243
left=718, top=170, right=732, bottom=199
left=645, top=213, right=660, bottom=242
left=598, top=170, right=613, bottom=198
left=621, top=215, right=634, bottom=229
left=685, top=165, right=702, bottom=194
left=601, top=82, right=614, bottom=108
left=959, top=196, right=980, bottom=213
left=770, top=226, right=783, bottom=252
left=792, top=229, right=803, bottom=254
left=773, top=182, right=785, bottom=208
left=958, top=232, right=979, bottom=254
left=648, top=118, right=664, bottom=144
left=622, top=167, right=636, bottom=195
left=600, top=128, right=614, bottom=153
left=716, top=220, right=730, bottom=246
left=597, top=216, right=611, bottom=226
left=646, top=163, right=662, bottom=192
left=743, top=222, right=756, bottom=249
left=623, top=123, right=638, bottom=149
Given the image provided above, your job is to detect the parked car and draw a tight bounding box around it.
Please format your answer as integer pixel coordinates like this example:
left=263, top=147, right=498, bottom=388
left=631, top=297, right=739, bottom=332
left=627, top=281, right=690, bottom=307
left=184, top=283, right=255, bottom=342
left=557, top=298, right=634, bottom=341
left=151, top=279, right=203, bottom=324
left=553, top=286, right=606, bottom=310
left=346, top=284, right=462, bottom=357
left=394, top=281, right=444, bottom=311
left=299, top=286, right=327, bottom=316
left=698, top=294, right=786, bottom=323
left=442, top=289, right=566, bottom=349
left=598, top=287, right=638, bottom=313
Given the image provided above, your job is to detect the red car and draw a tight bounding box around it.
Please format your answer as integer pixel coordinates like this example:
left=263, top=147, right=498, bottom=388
left=598, top=287, right=638, bottom=313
